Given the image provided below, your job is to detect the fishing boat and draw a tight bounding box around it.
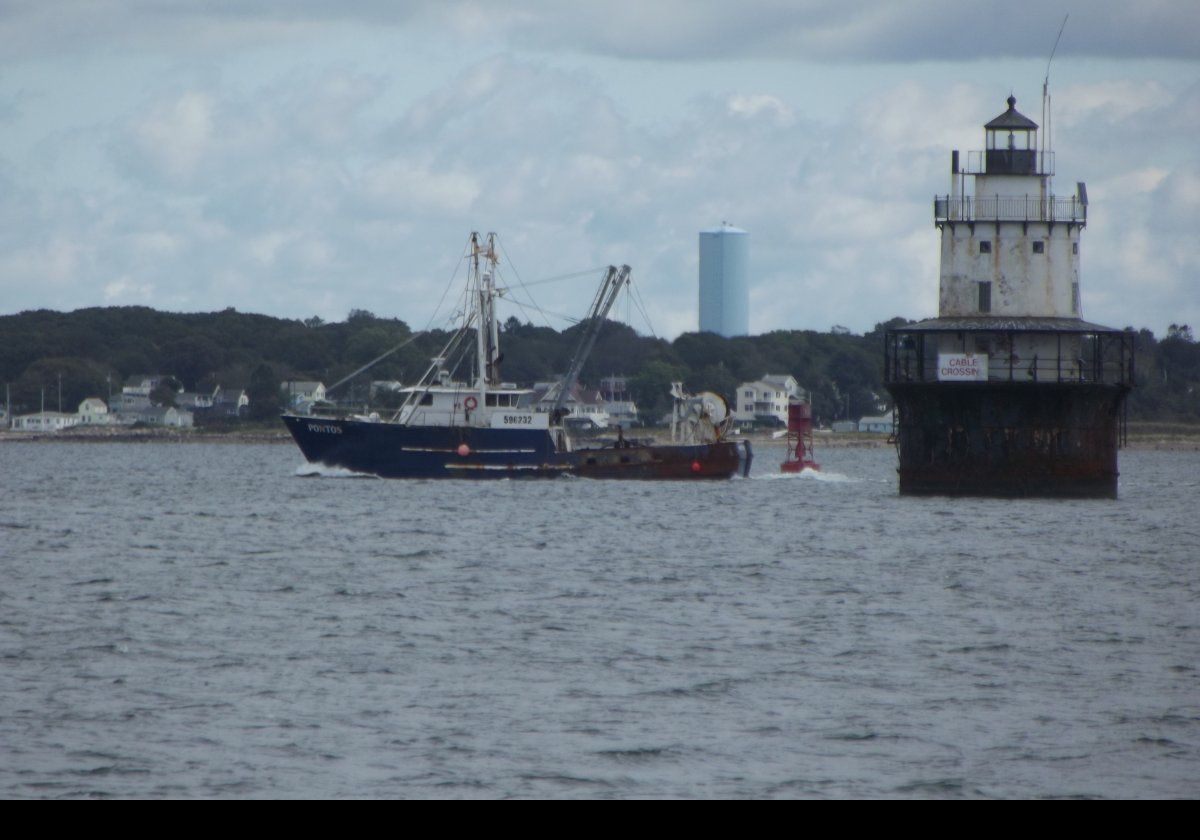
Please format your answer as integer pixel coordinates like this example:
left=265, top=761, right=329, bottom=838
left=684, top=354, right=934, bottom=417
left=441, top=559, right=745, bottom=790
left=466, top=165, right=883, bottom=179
left=283, top=232, right=751, bottom=479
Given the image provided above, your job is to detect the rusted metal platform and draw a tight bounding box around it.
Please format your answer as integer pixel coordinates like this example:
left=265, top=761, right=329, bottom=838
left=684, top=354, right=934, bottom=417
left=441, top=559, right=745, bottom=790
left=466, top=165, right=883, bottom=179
left=884, top=321, right=1133, bottom=499
left=888, top=381, right=1128, bottom=498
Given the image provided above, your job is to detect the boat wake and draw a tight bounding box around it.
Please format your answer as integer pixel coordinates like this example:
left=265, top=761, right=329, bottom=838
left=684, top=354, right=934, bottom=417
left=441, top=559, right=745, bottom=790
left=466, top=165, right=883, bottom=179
left=754, top=468, right=858, bottom=483
left=293, top=463, right=377, bottom=479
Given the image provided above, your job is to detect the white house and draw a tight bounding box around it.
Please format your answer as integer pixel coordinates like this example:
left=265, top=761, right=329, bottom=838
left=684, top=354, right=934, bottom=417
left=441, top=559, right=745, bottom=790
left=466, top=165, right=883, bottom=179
left=115, top=374, right=179, bottom=415
left=284, top=381, right=327, bottom=409
left=11, top=411, right=80, bottom=432
left=858, top=414, right=896, bottom=434
left=176, top=387, right=220, bottom=410
left=599, top=375, right=639, bottom=428
left=531, top=381, right=611, bottom=429
left=77, top=397, right=111, bottom=425
left=134, top=406, right=194, bottom=428
left=733, top=374, right=806, bottom=427
left=209, top=389, right=249, bottom=417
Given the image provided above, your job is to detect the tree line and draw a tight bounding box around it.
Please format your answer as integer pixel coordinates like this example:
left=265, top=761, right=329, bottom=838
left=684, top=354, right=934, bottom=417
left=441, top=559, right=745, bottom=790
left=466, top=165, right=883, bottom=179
left=1, top=306, right=1197, bottom=424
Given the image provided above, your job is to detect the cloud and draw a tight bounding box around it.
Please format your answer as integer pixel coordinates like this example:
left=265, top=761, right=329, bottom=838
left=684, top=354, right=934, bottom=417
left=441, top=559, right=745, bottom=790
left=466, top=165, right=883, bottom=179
left=114, top=67, right=386, bottom=188
left=359, top=159, right=481, bottom=216
left=103, top=276, right=155, bottom=303
left=429, top=1, right=1200, bottom=63
left=1055, top=80, right=1177, bottom=127
left=0, top=14, right=1195, bottom=339
left=128, top=91, right=219, bottom=182
left=2, top=2, right=1197, bottom=62
left=0, top=236, right=84, bottom=290
left=0, top=0, right=420, bottom=58
left=727, top=94, right=796, bottom=126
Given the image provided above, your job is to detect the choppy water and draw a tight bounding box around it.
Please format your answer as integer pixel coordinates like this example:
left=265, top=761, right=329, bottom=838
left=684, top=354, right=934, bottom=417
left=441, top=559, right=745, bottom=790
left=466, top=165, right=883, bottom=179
left=1, top=440, right=1197, bottom=798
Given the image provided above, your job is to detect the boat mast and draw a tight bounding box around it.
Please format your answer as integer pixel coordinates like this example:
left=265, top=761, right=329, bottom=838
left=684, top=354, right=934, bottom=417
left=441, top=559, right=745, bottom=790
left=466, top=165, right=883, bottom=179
left=392, top=233, right=490, bottom=425
left=472, top=232, right=502, bottom=399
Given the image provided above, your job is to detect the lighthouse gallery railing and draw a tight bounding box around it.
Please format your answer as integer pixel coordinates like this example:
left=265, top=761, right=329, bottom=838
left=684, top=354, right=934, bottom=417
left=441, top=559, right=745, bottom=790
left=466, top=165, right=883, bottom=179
left=934, top=195, right=1087, bottom=224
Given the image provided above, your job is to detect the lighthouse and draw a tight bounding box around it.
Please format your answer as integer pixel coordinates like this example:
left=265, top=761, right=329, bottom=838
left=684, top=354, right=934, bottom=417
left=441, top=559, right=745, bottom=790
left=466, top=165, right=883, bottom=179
left=884, top=94, right=1134, bottom=497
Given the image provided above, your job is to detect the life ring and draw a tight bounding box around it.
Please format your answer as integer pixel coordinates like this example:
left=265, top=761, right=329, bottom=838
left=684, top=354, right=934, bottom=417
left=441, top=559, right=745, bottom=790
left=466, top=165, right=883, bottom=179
left=463, top=396, right=478, bottom=411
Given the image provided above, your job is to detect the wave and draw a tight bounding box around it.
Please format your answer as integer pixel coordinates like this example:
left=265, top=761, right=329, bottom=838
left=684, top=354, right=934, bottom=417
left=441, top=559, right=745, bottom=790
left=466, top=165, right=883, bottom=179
left=753, top=467, right=858, bottom=483
left=293, top=462, right=377, bottom=479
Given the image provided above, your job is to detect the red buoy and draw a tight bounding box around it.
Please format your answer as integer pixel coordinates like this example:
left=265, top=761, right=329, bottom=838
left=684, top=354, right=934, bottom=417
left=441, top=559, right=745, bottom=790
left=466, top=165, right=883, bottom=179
left=781, top=400, right=820, bottom=473
left=457, top=443, right=470, bottom=457
left=691, top=460, right=701, bottom=473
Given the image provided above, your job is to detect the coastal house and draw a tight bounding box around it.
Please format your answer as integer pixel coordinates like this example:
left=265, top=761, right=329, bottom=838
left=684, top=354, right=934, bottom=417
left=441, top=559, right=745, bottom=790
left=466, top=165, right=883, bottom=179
left=284, top=381, right=327, bottom=411
left=114, top=374, right=180, bottom=416
left=530, top=381, right=611, bottom=430
left=190, top=386, right=249, bottom=425
left=11, top=411, right=80, bottom=432
left=77, top=397, right=112, bottom=425
left=733, top=374, right=806, bottom=427
left=134, top=405, right=194, bottom=428
left=176, top=387, right=220, bottom=410
left=599, top=375, right=639, bottom=428
left=117, top=391, right=152, bottom=414
left=210, top=389, right=249, bottom=418
left=858, top=414, right=895, bottom=434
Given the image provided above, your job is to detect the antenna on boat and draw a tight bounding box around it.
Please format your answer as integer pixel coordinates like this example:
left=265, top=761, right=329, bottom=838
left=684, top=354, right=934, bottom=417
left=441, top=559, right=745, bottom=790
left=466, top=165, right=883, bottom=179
left=1042, top=14, right=1067, bottom=191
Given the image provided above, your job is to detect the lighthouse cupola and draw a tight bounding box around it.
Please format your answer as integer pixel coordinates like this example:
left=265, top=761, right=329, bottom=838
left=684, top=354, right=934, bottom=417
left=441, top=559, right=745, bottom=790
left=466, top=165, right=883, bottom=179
left=984, top=95, right=1041, bottom=175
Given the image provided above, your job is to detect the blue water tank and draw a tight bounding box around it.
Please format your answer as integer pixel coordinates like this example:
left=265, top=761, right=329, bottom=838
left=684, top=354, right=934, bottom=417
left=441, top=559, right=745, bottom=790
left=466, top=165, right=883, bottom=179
left=699, top=224, right=749, bottom=336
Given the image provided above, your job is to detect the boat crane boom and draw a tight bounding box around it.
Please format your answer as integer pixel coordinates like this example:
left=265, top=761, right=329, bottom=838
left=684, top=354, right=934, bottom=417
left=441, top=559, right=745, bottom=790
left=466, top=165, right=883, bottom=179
left=550, top=264, right=630, bottom=418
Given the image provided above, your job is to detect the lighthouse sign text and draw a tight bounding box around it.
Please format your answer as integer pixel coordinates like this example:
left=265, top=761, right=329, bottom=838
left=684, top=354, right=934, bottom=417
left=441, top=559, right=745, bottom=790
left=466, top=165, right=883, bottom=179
left=937, top=353, right=988, bottom=382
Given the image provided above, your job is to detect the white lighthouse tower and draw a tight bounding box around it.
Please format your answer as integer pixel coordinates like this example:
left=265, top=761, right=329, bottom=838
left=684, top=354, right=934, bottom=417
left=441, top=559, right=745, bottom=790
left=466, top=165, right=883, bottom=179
left=939, top=95, right=1085, bottom=320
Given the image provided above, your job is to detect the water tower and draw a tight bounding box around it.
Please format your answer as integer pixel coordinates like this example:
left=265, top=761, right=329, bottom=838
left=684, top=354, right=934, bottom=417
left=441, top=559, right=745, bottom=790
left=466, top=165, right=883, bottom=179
left=699, top=223, right=749, bottom=337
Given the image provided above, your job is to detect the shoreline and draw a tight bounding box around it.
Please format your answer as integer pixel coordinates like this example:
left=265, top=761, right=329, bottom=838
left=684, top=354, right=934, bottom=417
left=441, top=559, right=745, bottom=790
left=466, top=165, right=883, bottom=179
left=0, top=427, right=294, bottom=444
left=3, top=425, right=1197, bottom=450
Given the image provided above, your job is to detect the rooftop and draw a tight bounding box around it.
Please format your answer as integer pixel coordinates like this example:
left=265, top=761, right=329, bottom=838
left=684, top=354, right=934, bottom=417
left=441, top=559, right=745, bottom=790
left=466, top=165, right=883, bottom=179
left=984, top=95, right=1039, bottom=131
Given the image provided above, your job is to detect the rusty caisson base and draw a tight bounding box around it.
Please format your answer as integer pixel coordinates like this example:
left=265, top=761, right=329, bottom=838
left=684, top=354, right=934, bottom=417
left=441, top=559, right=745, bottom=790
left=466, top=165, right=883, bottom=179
left=887, top=382, right=1130, bottom=499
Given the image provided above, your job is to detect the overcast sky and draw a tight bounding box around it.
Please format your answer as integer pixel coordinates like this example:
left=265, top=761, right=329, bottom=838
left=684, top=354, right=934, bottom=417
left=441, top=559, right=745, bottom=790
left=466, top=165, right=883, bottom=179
left=1, top=1, right=1196, bottom=339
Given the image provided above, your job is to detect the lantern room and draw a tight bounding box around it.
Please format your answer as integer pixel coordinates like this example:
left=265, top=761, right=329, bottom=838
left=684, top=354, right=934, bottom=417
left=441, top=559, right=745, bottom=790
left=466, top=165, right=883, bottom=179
left=985, top=95, right=1041, bottom=175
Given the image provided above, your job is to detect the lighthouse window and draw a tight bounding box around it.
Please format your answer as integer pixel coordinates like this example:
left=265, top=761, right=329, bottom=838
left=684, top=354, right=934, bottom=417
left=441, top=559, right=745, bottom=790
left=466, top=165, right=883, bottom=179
left=977, top=282, right=992, bottom=313
left=1072, top=283, right=1080, bottom=314
left=1032, top=241, right=1045, bottom=254
left=979, top=240, right=992, bottom=254
left=1073, top=242, right=1079, bottom=254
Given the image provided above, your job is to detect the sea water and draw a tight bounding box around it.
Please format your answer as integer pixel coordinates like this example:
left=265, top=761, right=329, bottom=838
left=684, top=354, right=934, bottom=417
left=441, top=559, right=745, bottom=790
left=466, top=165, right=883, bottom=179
left=1, top=441, right=1197, bottom=798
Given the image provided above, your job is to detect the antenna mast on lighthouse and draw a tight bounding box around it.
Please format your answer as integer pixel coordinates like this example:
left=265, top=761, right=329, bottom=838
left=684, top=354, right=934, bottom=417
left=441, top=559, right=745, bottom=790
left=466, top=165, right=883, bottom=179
left=1042, top=14, right=1068, bottom=192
